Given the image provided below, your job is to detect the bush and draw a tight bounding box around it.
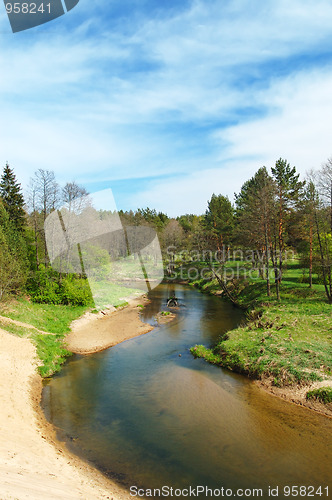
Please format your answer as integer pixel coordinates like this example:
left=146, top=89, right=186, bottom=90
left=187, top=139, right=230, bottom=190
left=60, top=276, right=93, bottom=306
left=27, top=267, right=93, bottom=306
left=27, top=267, right=61, bottom=304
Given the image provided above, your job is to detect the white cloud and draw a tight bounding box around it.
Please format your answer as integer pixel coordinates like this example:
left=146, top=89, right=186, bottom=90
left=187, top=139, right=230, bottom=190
left=219, top=68, right=332, bottom=175
left=129, top=163, right=259, bottom=217
left=1, top=0, right=332, bottom=214
left=124, top=66, right=332, bottom=216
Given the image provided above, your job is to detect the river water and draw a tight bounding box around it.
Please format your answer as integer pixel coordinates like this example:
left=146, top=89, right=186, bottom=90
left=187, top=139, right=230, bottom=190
left=43, top=284, right=332, bottom=498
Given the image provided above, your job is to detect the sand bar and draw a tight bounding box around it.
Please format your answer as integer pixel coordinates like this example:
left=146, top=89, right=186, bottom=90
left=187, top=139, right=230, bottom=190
left=66, top=297, right=153, bottom=354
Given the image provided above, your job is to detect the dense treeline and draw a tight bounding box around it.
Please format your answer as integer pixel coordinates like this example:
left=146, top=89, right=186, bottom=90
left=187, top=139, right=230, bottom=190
left=0, top=157, right=331, bottom=305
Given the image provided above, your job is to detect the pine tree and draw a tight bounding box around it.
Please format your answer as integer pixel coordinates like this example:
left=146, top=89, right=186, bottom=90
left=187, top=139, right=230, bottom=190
left=0, top=201, right=28, bottom=299
left=0, top=163, right=26, bottom=231
left=235, top=167, right=277, bottom=297
left=205, top=194, right=234, bottom=257
left=271, top=158, right=305, bottom=282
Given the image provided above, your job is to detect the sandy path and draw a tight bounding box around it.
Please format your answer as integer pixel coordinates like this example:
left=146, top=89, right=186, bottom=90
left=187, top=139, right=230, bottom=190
left=0, top=328, right=132, bottom=500
left=0, top=314, right=53, bottom=336
left=66, top=298, right=153, bottom=354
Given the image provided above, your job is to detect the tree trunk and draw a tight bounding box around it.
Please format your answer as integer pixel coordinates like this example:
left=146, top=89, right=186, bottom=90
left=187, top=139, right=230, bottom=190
left=278, top=192, right=283, bottom=283
left=264, top=227, right=271, bottom=297
left=309, top=224, right=313, bottom=288
left=210, top=266, right=239, bottom=306
left=33, top=214, right=39, bottom=271
left=314, top=210, right=332, bottom=303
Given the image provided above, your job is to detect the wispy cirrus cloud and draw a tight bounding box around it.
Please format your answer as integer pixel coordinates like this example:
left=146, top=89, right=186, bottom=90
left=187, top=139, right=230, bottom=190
left=1, top=0, right=332, bottom=213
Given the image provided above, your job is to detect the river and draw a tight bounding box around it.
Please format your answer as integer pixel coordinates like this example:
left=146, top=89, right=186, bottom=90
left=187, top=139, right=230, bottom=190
left=43, top=284, right=332, bottom=498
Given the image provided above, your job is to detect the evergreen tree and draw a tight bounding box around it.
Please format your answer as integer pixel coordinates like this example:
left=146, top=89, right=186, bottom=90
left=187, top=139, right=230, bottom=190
left=0, top=201, right=28, bottom=299
left=235, top=167, right=277, bottom=297
left=271, top=158, right=305, bottom=282
left=0, top=163, right=26, bottom=231
left=205, top=194, right=234, bottom=257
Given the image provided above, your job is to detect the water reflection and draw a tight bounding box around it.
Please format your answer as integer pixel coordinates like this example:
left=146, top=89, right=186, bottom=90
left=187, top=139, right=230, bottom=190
left=43, top=284, right=332, bottom=497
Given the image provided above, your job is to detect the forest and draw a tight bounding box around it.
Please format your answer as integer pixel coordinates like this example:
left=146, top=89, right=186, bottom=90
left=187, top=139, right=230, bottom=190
left=0, top=157, right=331, bottom=305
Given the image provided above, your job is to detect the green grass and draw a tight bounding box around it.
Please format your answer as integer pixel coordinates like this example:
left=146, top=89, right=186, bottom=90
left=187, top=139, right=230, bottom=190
left=0, top=281, right=144, bottom=378
left=89, top=280, right=142, bottom=309
left=306, top=387, right=332, bottom=404
left=0, top=314, right=72, bottom=377
left=0, top=297, right=88, bottom=334
left=0, top=318, right=30, bottom=337
left=0, top=297, right=87, bottom=377
left=114, top=301, right=129, bottom=309
left=188, top=260, right=332, bottom=387
left=31, top=332, right=72, bottom=378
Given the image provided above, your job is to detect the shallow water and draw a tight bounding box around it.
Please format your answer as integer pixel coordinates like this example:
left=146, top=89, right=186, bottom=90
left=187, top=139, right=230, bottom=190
left=43, top=284, right=332, bottom=498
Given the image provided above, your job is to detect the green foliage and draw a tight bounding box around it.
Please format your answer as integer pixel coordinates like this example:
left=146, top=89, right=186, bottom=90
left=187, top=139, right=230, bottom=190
left=234, top=167, right=276, bottom=258
left=306, top=387, right=332, bottom=404
left=27, top=267, right=61, bottom=304
left=189, top=262, right=332, bottom=387
left=136, top=207, right=169, bottom=230
left=0, top=163, right=26, bottom=231
left=0, top=317, right=72, bottom=377
left=0, top=203, right=28, bottom=299
left=59, top=275, right=93, bottom=306
left=79, top=243, right=111, bottom=279
left=205, top=194, right=234, bottom=251
left=271, top=158, right=305, bottom=204
left=27, top=266, right=93, bottom=306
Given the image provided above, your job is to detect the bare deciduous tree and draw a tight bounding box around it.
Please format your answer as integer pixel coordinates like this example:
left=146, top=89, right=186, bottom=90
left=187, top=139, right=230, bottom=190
left=317, top=158, right=332, bottom=233
left=28, top=169, right=59, bottom=266
left=62, top=181, right=89, bottom=207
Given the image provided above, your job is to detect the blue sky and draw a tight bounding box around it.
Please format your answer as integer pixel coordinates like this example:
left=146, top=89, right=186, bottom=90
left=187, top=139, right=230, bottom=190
left=2, top=0, right=332, bottom=216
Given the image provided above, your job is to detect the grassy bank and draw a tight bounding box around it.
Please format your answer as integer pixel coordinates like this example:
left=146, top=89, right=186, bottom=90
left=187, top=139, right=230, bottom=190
left=0, top=298, right=89, bottom=377
left=172, top=260, right=332, bottom=394
left=0, top=297, right=88, bottom=333
left=0, top=281, right=143, bottom=377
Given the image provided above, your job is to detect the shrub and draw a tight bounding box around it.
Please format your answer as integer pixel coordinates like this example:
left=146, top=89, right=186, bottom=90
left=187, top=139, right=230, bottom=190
left=27, top=267, right=62, bottom=304
left=27, top=267, right=93, bottom=306
left=59, top=276, right=93, bottom=306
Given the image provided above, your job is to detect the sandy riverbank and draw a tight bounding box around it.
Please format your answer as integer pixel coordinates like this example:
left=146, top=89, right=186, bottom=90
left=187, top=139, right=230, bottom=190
left=256, top=378, right=332, bottom=418
left=0, top=299, right=156, bottom=499
left=66, top=297, right=154, bottom=354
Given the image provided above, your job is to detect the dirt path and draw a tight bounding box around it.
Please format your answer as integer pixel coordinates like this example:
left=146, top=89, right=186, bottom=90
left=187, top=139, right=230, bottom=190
left=0, top=314, right=53, bottom=336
